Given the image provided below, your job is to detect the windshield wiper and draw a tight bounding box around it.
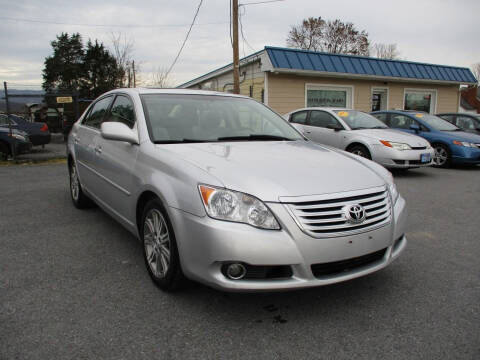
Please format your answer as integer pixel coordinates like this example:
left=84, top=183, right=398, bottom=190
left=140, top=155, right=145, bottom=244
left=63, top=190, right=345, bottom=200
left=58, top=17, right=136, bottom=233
left=370, top=126, right=388, bottom=129
left=217, top=134, right=294, bottom=141
left=153, top=139, right=214, bottom=144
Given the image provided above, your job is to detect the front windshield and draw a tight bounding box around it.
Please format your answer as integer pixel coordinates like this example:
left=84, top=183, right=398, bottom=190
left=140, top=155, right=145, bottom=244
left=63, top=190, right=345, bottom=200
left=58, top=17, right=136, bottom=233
left=417, top=114, right=459, bottom=131
left=333, top=110, right=388, bottom=130
left=141, top=94, right=303, bottom=143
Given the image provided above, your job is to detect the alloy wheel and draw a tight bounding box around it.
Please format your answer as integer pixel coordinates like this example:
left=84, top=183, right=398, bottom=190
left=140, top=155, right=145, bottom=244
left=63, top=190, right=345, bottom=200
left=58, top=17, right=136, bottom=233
left=70, top=164, right=80, bottom=201
left=144, top=209, right=171, bottom=278
left=433, top=146, right=448, bottom=166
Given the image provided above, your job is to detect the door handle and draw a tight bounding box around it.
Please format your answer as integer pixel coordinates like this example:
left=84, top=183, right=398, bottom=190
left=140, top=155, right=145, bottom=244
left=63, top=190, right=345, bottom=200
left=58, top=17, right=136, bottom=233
left=95, top=146, right=102, bottom=154
left=303, top=130, right=311, bottom=134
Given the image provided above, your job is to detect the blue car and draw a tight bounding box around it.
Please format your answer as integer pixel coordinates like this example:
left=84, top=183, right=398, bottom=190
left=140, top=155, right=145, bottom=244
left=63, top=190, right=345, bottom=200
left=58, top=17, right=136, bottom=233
left=371, top=110, right=480, bottom=167
left=0, top=113, right=51, bottom=146
left=0, top=127, right=32, bottom=158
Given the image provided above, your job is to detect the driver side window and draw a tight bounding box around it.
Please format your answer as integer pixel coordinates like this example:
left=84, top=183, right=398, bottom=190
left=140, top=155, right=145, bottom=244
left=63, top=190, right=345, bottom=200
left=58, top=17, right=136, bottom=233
left=108, top=95, right=136, bottom=129
left=390, top=114, right=414, bottom=129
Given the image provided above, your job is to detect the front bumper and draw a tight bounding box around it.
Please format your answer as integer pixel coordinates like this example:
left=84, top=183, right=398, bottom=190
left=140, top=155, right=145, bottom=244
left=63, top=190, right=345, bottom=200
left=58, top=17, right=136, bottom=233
left=451, top=146, right=480, bottom=164
left=169, top=195, right=407, bottom=292
left=371, top=145, right=434, bottom=168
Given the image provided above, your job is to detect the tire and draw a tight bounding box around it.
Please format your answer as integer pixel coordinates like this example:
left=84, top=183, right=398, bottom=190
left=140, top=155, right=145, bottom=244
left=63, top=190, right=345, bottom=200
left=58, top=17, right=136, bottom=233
left=69, top=161, right=94, bottom=209
left=432, top=143, right=451, bottom=168
left=141, top=198, right=185, bottom=291
left=348, top=144, right=371, bottom=160
left=0, top=142, right=10, bottom=160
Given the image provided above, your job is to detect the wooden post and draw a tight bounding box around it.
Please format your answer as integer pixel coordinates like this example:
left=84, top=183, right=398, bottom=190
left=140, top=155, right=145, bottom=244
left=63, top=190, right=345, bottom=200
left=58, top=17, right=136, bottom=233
left=232, top=0, right=240, bottom=94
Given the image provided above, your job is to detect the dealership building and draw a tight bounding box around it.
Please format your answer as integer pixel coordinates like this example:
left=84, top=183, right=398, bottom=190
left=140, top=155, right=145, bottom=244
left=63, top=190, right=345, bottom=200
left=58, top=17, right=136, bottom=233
left=179, top=46, right=478, bottom=115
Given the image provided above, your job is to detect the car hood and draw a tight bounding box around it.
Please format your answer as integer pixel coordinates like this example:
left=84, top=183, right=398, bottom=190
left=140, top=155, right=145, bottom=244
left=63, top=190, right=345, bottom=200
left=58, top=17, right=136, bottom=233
left=158, top=140, right=387, bottom=202
left=440, top=130, right=480, bottom=143
left=353, top=129, right=430, bottom=146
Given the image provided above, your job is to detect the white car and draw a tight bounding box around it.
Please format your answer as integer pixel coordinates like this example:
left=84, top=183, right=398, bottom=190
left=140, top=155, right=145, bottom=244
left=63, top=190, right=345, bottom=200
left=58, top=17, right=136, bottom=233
left=283, top=108, right=434, bottom=169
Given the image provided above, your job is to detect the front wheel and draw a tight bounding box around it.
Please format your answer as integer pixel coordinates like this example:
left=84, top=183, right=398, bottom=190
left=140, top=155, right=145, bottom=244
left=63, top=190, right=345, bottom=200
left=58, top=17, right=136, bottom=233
left=348, top=144, right=371, bottom=160
left=141, top=199, right=185, bottom=291
left=432, top=144, right=451, bottom=168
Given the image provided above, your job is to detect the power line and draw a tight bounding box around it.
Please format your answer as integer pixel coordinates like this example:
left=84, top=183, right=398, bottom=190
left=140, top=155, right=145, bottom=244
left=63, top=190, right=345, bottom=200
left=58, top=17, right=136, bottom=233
left=165, top=0, right=204, bottom=78
left=239, top=0, right=285, bottom=6
left=0, top=15, right=225, bottom=28
left=229, top=0, right=233, bottom=47
left=238, top=6, right=256, bottom=55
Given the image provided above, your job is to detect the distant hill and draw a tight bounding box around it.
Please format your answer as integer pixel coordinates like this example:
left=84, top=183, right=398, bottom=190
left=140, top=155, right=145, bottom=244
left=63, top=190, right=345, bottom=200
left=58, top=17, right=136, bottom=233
left=0, top=89, right=45, bottom=113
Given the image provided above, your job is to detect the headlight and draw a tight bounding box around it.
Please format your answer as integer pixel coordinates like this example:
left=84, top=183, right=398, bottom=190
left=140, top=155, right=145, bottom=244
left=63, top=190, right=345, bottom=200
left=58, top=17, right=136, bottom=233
left=380, top=140, right=411, bottom=151
left=386, top=172, right=399, bottom=204
left=198, top=185, right=280, bottom=230
left=453, top=140, right=475, bottom=147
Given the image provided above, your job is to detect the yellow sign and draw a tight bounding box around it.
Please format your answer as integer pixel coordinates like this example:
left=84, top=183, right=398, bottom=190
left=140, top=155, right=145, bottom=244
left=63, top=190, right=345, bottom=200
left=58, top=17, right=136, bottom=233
left=415, top=113, right=424, bottom=118
left=56, top=96, right=73, bottom=104
left=337, top=111, right=349, bottom=117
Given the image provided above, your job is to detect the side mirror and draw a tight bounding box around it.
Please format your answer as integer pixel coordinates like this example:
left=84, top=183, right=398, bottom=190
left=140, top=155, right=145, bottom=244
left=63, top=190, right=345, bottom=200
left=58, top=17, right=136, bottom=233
left=409, top=124, right=420, bottom=133
left=101, top=122, right=139, bottom=144
left=327, top=124, right=343, bottom=131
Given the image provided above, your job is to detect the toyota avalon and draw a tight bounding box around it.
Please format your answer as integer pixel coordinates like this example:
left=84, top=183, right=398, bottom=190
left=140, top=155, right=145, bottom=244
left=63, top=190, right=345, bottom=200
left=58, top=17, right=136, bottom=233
left=67, top=89, right=407, bottom=292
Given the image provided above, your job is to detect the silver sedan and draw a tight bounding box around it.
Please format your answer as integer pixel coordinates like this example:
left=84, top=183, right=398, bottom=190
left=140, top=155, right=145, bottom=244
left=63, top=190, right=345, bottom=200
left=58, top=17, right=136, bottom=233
left=68, top=89, right=407, bottom=292
left=283, top=108, right=434, bottom=169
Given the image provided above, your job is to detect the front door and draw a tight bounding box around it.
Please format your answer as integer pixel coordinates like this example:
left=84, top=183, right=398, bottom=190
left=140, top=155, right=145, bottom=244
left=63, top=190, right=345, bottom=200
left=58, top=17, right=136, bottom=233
left=371, top=89, right=388, bottom=112
left=303, top=110, right=344, bottom=148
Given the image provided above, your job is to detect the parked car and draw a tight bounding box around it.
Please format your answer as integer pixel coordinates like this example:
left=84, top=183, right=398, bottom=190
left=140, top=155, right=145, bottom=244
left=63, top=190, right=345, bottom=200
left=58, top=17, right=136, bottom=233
left=283, top=108, right=434, bottom=169
left=68, top=89, right=407, bottom=292
left=436, top=113, right=480, bottom=134
left=371, top=110, right=480, bottom=167
left=0, top=127, right=32, bottom=158
left=0, top=113, right=51, bottom=146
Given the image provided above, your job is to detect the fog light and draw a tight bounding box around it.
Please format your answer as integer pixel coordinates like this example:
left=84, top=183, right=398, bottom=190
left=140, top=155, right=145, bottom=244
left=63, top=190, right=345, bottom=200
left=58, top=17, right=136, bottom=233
left=226, top=263, right=246, bottom=280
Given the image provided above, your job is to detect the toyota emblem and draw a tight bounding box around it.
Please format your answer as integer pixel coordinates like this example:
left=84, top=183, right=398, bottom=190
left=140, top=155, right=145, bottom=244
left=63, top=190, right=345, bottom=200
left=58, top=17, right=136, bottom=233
left=345, top=204, right=366, bottom=224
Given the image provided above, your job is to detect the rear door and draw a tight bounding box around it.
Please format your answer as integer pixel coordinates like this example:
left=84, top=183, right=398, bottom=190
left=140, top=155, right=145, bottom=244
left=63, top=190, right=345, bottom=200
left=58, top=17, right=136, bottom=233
left=72, top=96, right=113, bottom=196
left=303, top=110, right=344, bottom=147
left=92, top=94, right=139, bottom=221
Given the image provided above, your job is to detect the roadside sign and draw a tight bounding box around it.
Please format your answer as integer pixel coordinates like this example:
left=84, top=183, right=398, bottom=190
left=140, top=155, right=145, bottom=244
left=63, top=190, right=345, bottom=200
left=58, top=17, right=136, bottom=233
left=56, top=96, right=73, bottom=104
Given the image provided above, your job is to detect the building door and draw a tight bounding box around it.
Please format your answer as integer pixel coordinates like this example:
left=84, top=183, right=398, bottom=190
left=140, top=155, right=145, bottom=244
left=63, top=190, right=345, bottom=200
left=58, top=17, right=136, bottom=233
left=371, top=88, right=388, bottom=111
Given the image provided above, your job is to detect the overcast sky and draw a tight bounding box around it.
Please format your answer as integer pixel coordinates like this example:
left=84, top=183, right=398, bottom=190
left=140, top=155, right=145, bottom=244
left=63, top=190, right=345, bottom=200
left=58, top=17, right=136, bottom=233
left=1, top=0, right=479, bottom=90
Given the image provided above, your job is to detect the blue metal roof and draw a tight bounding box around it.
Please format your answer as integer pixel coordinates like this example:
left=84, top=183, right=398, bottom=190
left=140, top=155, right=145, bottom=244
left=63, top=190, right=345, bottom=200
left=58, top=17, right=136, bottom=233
left=265, top=46, right=477, bottom=84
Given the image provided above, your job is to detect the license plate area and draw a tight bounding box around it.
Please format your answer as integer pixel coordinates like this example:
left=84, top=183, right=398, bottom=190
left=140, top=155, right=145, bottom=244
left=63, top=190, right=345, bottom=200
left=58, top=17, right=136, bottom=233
left=420, top=153, right=431, bottom=163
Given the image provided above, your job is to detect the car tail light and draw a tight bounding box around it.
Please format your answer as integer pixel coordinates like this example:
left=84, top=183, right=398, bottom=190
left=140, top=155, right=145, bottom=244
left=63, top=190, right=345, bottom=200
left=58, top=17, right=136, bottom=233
left=40, top=124, right=48, bottom=132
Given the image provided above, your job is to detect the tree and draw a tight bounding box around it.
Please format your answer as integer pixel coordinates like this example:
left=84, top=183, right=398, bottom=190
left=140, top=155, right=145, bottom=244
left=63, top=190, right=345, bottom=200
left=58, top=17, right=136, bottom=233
left=286, top=17, right=369, bottom=56
left=42, top=33, right=121, bottom=99
left=42, top=33, right=84, bottom=92
left=109, top=32, right=134, bottom=87
left=81, top=40, right=119, bottom=99
left=371, top=43, right=400, bottom=60
left=149, top=66, right=174, bottom=88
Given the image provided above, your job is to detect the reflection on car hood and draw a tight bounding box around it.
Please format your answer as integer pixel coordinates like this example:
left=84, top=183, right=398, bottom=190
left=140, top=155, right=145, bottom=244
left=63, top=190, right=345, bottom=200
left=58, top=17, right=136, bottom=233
left=353, top=129, right=430, bottom=146
left=159, top=140, right=386, bottom=202
left=441, top=130, right=480, bottom=143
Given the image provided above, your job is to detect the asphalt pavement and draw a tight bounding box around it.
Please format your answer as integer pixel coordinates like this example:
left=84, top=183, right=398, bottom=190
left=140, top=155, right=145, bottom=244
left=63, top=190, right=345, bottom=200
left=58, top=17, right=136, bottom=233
left=0, top=163, right=479, bottom=359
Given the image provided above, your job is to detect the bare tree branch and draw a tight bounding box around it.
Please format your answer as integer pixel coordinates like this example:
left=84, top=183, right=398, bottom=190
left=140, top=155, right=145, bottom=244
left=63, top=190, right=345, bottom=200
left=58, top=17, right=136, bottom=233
left=371, top=43, right=400, bottom=59
left=149, top=66, right=175, bottom=88
left=109, top=32, right=134, bottom=87
left=471, top=63, right=480, bottom=84
left=286, top=17, right=369, bottom=56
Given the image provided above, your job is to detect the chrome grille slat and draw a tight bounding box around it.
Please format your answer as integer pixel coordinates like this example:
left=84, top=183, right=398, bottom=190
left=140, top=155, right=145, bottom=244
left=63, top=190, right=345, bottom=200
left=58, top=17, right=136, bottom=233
left=284, top=187, right=391, bottom=238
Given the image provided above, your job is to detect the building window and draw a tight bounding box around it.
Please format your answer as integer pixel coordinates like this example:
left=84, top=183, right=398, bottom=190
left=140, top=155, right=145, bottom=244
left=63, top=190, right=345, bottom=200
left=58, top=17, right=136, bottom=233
left=404, top=90, right=436, bottom=113
left=306, top=85, right=352, bottom=108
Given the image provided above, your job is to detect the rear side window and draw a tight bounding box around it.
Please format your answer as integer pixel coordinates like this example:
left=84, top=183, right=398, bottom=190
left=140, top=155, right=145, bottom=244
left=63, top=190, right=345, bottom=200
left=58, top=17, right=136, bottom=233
left=390, top=114, right=415, bottom=129
left=372, top=113, right=387, bottom=123
left=290, top=111, right=308, bottom=124
left=83, top=96, right=113, bottom=129
left=456, top=116, right=476, bottom=130
left=437, top=114, right=454, bottom=123
left=108, top=95, right=136, bottom=128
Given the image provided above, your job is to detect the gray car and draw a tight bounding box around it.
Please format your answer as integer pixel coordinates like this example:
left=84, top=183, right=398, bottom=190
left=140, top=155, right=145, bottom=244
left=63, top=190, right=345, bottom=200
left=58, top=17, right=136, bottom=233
left=284, top=108, right=434, bottom=169
left=67, top=89, right=407, bottom=292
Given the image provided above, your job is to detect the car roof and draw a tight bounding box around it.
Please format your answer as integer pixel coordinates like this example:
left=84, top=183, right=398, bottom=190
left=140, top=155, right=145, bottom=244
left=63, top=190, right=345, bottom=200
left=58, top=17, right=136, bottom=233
left=285, top=107, right=358, bottom=115
left=101, top=87, right=252, bottom=100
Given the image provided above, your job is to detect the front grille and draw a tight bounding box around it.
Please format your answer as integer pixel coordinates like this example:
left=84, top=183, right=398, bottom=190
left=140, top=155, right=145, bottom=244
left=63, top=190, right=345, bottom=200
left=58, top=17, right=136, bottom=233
left=284, top=186, right=391, bottom=237
left=311, top=248, right=387, bottom=277
left=411, top=146, right=427, bottom=150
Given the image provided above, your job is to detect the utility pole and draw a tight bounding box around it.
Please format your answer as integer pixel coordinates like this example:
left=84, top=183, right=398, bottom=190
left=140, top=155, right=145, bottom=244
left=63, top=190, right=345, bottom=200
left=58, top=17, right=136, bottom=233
left=132, top=60, right=136, bottom=88
left=232, top=0, right=240, bottom=94
left=3, top=81, right=15, bottom=160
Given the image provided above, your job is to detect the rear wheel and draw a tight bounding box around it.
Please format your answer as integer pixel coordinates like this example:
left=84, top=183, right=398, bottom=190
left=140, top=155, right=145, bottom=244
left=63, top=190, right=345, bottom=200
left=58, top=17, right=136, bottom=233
left=432, top=144, right=451, bottom=168
left=348, top=144, right=371, bottom=160
left=69, top=161, right=93, bottom=208
left=0, top=141, right=10, bottom=160
left=141, top=199, right=185, bottom=291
